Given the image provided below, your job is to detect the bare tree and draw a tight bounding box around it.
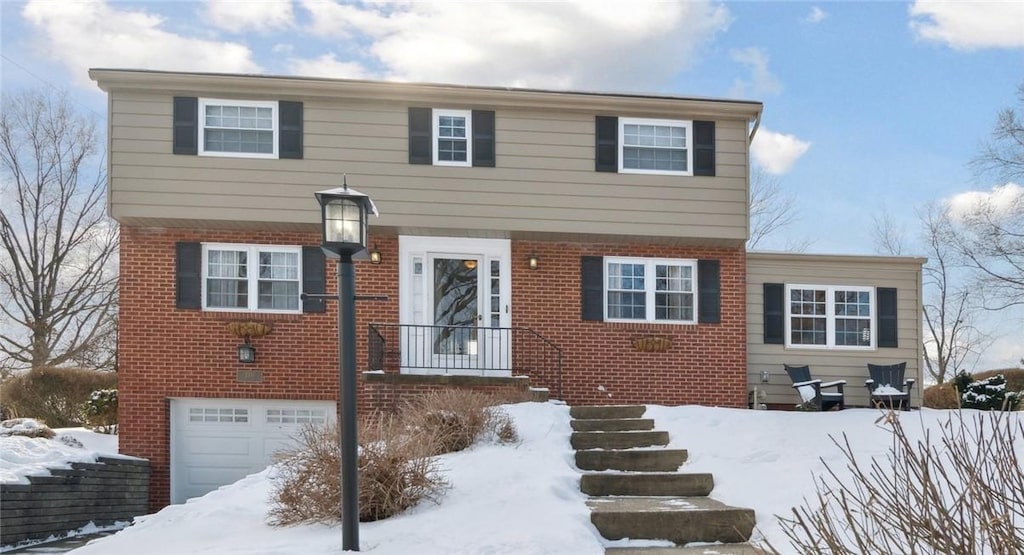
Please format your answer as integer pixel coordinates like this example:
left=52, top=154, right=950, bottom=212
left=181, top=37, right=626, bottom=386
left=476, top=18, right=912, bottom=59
left=872, top=207, right=990, bottom=383
left=748, top=168, right=808, bottom=251
left=0, top=90, right=118, bottom=371
left=973, top=81, right=1024, bottom=182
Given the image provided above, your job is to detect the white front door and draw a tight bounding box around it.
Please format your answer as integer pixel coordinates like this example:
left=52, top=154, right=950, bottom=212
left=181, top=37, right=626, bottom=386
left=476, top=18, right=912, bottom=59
left=399, top=236, right=511, bottom=375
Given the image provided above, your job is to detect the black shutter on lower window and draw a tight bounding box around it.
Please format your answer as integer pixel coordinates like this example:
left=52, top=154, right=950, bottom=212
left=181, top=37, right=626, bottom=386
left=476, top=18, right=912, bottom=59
left=176, top=242, right=202, bottom=309
left=763, top=283, right=784, bottom=344
left=693, top=120, right=715, bottom=176
left=697, top=259, right=721, bottom=324
left=279, top=101, right=303, bottom=159
left=173, top=97, right=198, bottom=155
left=581, top=256, right=604, bottom=321
left=472, top=110, right=495, bottom=167
left=877, top=287, right=898, bottom=348
left=408, top=107, right=432, bottom=164
left=302, top=246, right=326, bottom=314
left=595, top=116, right=618, bottom=172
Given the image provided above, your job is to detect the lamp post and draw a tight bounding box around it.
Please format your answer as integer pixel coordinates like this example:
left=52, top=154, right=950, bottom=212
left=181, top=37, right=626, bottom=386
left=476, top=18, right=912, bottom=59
left=315, top=177, right=377, bottom=552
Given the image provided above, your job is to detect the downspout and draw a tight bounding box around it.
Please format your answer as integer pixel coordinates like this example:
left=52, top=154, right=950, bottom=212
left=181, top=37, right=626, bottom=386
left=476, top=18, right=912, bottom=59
left=748, top=109, right=762, bottom=143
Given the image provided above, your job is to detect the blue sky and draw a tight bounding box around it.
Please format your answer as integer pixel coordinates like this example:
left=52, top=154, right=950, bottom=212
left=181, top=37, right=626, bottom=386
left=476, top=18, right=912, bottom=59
left=2, top=0, right=1022, bottom=368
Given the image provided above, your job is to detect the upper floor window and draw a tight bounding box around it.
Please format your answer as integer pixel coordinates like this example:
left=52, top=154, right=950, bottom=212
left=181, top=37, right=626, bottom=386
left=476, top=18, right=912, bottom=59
left=202, top=244, right=300, bottom=313
left=619, top=118, right=692, bottom=175
left=433, top=109, right=472, bottom=166
left=199, top=99, right=278, bottom=158
left=605, top=257, right=697, bottom=324
left=786, top=284, right=874, bottom=349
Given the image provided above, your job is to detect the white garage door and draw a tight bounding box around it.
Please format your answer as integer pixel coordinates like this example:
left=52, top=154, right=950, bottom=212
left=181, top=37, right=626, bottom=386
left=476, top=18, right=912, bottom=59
left=170, top=398, right=336, bottom=504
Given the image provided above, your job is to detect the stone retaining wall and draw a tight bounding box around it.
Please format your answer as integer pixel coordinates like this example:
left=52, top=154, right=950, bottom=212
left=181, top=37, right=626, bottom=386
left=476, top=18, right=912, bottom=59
left=0, top=456, right=150, bottom=547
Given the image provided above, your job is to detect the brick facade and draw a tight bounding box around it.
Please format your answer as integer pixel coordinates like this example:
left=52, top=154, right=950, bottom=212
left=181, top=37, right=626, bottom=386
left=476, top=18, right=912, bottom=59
left=120, top=226, right=745, bottom=508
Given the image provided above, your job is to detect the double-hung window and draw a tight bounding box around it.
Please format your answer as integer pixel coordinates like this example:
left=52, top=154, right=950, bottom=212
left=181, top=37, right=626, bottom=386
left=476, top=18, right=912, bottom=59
left=619, top=117, right=692, bottom=175
left=199, top=99, right=278, bottom=158
left=202, top=244, right=301, bottom=313
left=605, top=257, right=697, bottom=323
left=433, top=109, right=472, bottom=166
left=786, top=284, right=874, bottom=349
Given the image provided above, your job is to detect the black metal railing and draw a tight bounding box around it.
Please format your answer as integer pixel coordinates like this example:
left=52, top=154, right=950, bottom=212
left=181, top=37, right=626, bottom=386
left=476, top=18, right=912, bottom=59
left=367, top=323, right=562, bottom=400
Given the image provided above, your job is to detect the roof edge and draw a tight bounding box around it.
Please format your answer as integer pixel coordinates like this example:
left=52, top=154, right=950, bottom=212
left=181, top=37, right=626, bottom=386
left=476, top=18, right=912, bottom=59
left=747, top=250, right=927, bottom=265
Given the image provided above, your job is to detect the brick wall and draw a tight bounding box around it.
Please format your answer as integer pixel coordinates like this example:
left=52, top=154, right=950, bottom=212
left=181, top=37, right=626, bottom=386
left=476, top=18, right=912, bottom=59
left=120, top=227, right=746, bottom=509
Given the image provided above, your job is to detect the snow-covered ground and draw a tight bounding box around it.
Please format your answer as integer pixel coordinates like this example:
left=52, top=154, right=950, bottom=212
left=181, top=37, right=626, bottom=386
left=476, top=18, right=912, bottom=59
left=0, top=424, right=120, bottom=485
left=2, top=405, right=1018, bottom=554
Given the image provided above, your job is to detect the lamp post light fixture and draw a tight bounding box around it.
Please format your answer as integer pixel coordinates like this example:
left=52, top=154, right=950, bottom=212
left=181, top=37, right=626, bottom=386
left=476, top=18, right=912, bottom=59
left=314, top=176, right=378, bottom=552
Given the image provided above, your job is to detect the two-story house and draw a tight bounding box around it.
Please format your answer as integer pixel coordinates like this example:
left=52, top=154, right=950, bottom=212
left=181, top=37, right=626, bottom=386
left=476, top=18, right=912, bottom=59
left=90, top=69, right=924, bottom=510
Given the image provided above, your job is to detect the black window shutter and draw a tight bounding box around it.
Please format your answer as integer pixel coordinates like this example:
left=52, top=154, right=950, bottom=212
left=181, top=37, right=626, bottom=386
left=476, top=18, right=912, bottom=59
left=763, top=283, right=784, bottom=344
left=697, top=259, right=721, bottom=324
left=302, top=246, right=326, bottom=314
left=279, top=101, right=303, bottom=159
left=472, top=110, right=495, bottom=167
left=877, top=287, right=898, bottom=348
left=173, top=97, right=198, bottom=155
left=176, top=242, right=202, bottom=309
left=408, top=107, right=432, bottom=164
left=595, top=116, right=618, bottom=172
left=581, top=256, right=604, bottom=321
left=693, top=120, right=715, bottom=176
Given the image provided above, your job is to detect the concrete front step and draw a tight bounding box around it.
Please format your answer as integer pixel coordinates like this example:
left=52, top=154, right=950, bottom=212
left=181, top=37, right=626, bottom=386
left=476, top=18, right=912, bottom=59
left=571, top=431, right=669, bottom=450
left=576, top=448, right=688, bottom=471
left=571, top=418, right=655, bottom=432
left=606, top=544, right=766, bottom=555
left=570, top=405, right=646, bottom=420
left=581, top=472, right=714, bottom=497
left=588, top=497, right=755, bottom=545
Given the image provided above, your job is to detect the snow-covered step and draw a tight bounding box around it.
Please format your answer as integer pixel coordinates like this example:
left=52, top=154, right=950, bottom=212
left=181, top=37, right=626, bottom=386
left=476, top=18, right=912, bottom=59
left=588, top=497, right=755, bottom=545
left=571, top=430, right=669, bottom=450
left=580, top=472, right=714, bottom=497
left=571, top=418, right=655, bottom=432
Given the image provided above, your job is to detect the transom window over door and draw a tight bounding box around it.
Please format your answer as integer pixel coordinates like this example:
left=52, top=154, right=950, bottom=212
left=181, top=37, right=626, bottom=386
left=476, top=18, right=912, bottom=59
left=433, top=109, right=472, bottom=166
left=605, top=257, right=696, bottom=323
left=199, top=99, right=278, bottom=158
left=202, top=244, right=300, bottom=313
left=786, top=284, right=874, bottom=349
left=619, top=117, right=692, bottom=175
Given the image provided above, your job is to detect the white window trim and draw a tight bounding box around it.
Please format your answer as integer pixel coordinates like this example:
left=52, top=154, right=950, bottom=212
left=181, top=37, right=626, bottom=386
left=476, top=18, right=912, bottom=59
left=201, top=243, right=302, bottom=314
left=198, top=98, right=279, bottom=159
left=603, top=257, right=698, bottom=324
left=784, top=284, right=876, bottom=350
left=618, top=117, right=693, bottom=176
left=433, top=109, right=472, bottom=167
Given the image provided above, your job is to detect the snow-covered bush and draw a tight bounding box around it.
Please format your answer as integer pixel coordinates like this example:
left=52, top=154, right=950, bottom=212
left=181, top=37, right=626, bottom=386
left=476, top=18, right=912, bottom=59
left=961, top=374, right=1020, bottom=411
left=0, top=417, right=56, bottom=439
left=84, top=388, right=118, bottom=434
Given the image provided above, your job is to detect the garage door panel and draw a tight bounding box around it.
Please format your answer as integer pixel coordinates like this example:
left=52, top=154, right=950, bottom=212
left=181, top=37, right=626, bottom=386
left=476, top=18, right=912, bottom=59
left=171, top=399, right=335, bottom=504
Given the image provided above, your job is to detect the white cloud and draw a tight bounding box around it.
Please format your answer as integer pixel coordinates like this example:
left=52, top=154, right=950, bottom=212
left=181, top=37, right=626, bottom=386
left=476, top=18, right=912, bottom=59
left=946, top=182, right=1024, bottom=222
left=729, top=47, right=781, bottom=98
left=22, top=0, right=261, bottom=87
left=750, top=128, right=811, bottom=175
left=288, top=53, right=372, bottom=80
left=203, top=0, right=294, bottom=33
left=804, top=6, right=827, bottom=24
left=295, top=0, right=731, bottom=90
left=909, top=1, right=1024, bottom=50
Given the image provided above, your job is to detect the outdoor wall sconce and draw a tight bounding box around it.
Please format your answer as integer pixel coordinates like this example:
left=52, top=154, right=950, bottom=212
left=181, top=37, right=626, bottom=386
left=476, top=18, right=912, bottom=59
left=369, top=244, right=382, bottom=264
left=528, top=254, right=539, bottom=270
left=237, top=338, right=256, bottom=364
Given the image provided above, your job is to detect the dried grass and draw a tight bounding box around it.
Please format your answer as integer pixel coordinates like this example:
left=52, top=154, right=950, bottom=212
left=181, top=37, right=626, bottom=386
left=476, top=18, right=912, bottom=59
left=403, top=390, right=519, bottom=455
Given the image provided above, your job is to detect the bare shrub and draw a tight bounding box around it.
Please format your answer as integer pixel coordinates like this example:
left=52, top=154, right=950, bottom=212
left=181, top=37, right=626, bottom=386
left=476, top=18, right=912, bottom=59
left=268, top=416, right=447, bottom=526
left=404, top=389, right=519, bottom=455
left=0, top=367, right=116, bottom=427
left=923, top=383, right=960, bottom=409
left=775, top=411, right=1024, bottom=554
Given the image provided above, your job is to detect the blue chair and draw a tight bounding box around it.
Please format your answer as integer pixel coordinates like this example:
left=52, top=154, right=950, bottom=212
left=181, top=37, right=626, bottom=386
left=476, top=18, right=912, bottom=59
left=865, top=362, right=914, bottom=410
left=785, top=364, right=846, bottom=411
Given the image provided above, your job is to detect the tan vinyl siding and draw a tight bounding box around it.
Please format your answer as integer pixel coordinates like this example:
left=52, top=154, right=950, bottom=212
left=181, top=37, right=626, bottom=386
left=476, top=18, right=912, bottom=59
left=746, top=252, right=925, bottom=408
left=102, top=80, right=756, bottom=244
